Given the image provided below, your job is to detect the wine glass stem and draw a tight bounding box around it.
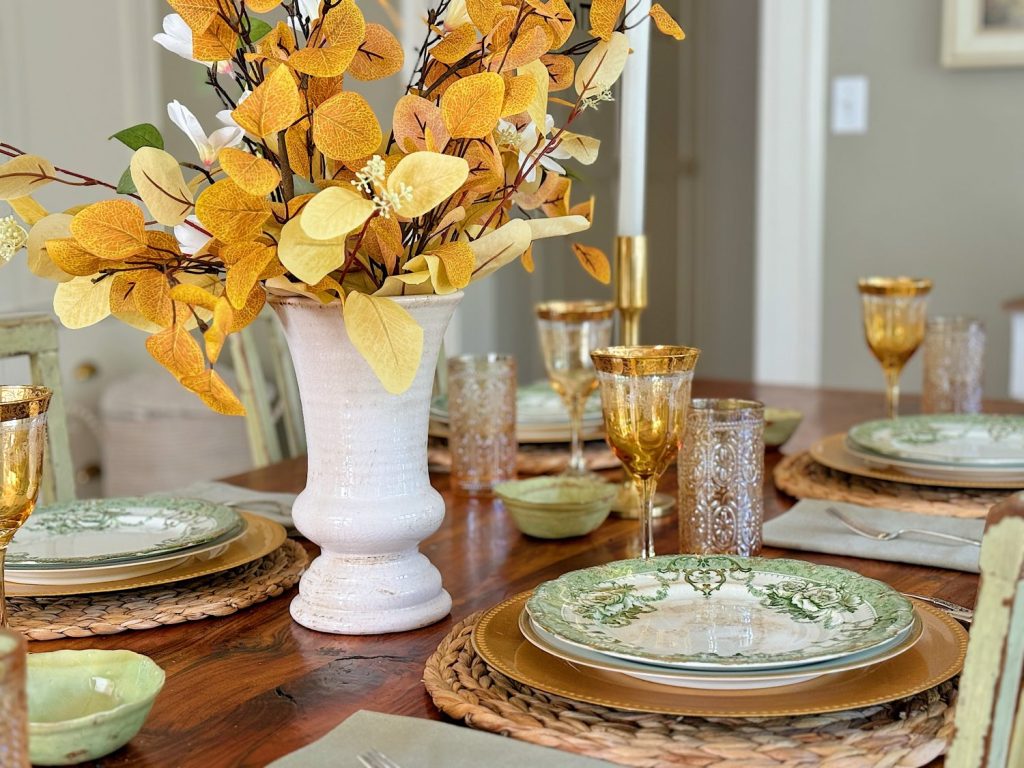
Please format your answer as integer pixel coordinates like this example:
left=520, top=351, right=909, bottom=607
left=636, top=475, right=657, bottom=559
left=885, top=368, right=901, bottom=419
left=567, top=394, right=587, bottom=475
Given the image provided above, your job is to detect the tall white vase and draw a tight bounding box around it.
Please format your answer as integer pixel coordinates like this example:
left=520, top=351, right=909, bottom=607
left=270, top=291, right=462, bottom=634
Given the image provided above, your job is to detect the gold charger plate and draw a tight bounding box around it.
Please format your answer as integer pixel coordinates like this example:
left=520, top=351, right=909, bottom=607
left=811, top=433, right=1024, bottom=490
left=472, top=591, right=967, bottom=717
left=5, top=512, right=286, bottom=598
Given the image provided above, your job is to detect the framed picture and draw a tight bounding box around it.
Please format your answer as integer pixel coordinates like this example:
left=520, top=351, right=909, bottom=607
left=943, top=0, right=1024, bottom=67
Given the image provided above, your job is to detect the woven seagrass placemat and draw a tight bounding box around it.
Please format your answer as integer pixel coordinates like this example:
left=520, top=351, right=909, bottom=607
left=424, top=612, right=956, bottom=768
left=774, top=452, right=1008, bottom=518
left=9, top=539, right=307, bottom=642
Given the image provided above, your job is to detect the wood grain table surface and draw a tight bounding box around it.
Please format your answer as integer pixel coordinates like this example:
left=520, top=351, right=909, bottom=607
left=37, top=380, right=1014, bottom=767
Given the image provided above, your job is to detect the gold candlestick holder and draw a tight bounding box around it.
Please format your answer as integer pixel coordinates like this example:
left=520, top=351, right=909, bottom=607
left=610, top=235, right=675, bottom=519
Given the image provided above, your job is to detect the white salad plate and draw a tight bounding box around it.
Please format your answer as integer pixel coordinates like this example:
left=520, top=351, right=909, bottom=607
left=847, top=414, right=1024, bottom=468
left=844, top=439, right=1024, bottom=481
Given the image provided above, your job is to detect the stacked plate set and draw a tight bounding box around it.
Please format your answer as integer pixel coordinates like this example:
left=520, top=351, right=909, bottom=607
left=473, top=555, right=968, bottom=716
left=811, top=414, right=1024, bottom=489
left=5, top=497, right=286, bottom=598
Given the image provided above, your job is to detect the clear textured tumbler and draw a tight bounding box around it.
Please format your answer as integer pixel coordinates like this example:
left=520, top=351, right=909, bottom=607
left=0, top=629, right=28, bottom=767
left=922, top=316, right=985, bottom=414
left=447, top=354, right=517, bottom=495
left=678, top=398, right=764, bottom=556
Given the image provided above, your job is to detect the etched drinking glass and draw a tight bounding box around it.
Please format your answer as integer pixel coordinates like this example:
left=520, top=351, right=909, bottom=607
left=858, top=277, right=932, bottom=418
left=922, top=316, right=985, bottom=414
left=0, top=386, right=50, bottom=627
left=591, top=346, right=700, bottom=559
left=535, top=301, right=615, bottom=476
left=447, top=355, right=517, bottom=495
left=0, top=629, right=28, bottom=767
left=678, top=399, right=764, bottom=556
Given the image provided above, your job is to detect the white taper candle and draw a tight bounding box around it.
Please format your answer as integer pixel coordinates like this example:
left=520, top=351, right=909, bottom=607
left=616, top=0, right=652, bottom=237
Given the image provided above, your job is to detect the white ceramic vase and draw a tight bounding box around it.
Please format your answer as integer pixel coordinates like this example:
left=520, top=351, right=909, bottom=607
left=270, top=291, right=462, bottom=634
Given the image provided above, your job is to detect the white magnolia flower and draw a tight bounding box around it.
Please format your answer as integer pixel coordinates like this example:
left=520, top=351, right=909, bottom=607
left=168, top=100, right=244, bottom=169
left=443, top=0, right=471, bottom=30
left=496, top=116, right=571, bottom=182
left=174, top=215, right=211, bottom=256
left=153, top=14, right=233, bottom=74
left=298, top=0, right=321, bottom=20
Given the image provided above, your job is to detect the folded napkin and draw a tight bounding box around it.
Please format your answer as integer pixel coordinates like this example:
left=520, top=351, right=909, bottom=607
left=763, top=499, right=984, bottom=573
left=153, top=480, right=296, bottom=527
left=267, top=710, right=616, bottom=768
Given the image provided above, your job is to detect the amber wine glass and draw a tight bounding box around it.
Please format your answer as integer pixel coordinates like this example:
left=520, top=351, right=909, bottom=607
left=858, top=277, right=932, bottom=419
left=591, top=346, right=700, bottom=559
left=535, top=301, right=615, bottom=476
left=0, top=386, right=50, bottom=628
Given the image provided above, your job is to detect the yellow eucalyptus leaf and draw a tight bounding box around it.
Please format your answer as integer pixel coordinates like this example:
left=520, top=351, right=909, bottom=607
left=440, top=72, right=505, bottom=139
left=245, top=0, right=282, bottom=10
left=588, top=0, right=625, bottom=41
left=53, top=275, right=113, bottom=329
left=218, top=148, right=282, bottom=197
left=392, top=96, right=451, bottom=154
left=317, top=0, right=366, bottom=48
left=541, top=53, right=574, bottom=91
left=528, top=0, right=575, bottom=47
left=192, top=16, right=237, bottom=62
left=169, top=283, right=220, bottom=312
left=426, top=240, right=474, bottom=291
left=492, top=23, right=551, bottom=72
left=46, top=237, right=101, bottom=277
left=257, top=21, right=298, bottom=60
left=181, top=369, right=247, bottom=416
left=229, top=283, right=267, bottom=332
left=26, top=214, right=74, bottom=282
left=9, top=196, right=48, bottom=226
left=312, top=91, right=383, bottom=161
left=387, top=152, right=469, bottom=219
left=431, top=23, right=478, bottom=65
left=527, top=214, right=590, bottom=240
left=110, top=272, right=161, bottom=333
left=466, top=0, right=501, bottom=33
left=347, top=23, right=404, bottom=81
left=650, top=4, right=685, bottom=40
left=343, top=291, right=424, bottom=394
left=145, top=230, right=183, bottom=258
left=569, top=195, right=595, bottom=223
left=130, top=147, right=193, bottom=226
left=576, top=31, right=630, bottom=98
left=0, top=155, right=56, bottom=201
left=195, top=179, right=271, bottom=243
left=166, top=0, right=221, bottom=33
left=289, top=45, right=356, bottom=77
left=277, top=216, right=347, bottom=284
left=70, top=200, right=147, bottom=260
left=225, top=243, right=277, bottom=309
left=572, top=242, right=611, bottom=284
left=469, top=218, right=531, bottom=281
left=232, top=65, right=302, bottom=139
left=519, top=59, right=549, bottom=131
left=372, top=272, right=433, bottom=297
left=204, top=297, right=234, bottom=363
left=146, top=324, right=206, bottom=382
left=521, top=243, right=535, bottom=272
left=501, top=74, right=537, bottom=117
left=299, top=186, right=375, bottom=240
left=361, top=215, right=403, bottom=272
left=558, top=131, right=600, bottom=165
left=133, top=271, right=175, bottom=327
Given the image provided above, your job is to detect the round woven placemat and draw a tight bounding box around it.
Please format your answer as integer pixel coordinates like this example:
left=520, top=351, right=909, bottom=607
left=9, top=539, right=307, bottom=641
left=424, top=612, right=956, bottom=768
left=774, top=452, right=1008, bottom=518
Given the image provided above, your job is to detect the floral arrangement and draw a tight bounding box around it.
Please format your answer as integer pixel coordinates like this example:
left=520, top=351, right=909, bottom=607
left=0, top=0, right=684, bottom=413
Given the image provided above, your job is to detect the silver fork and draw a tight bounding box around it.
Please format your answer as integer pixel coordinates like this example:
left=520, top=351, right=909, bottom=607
left=358, top=749, right=403, bottom=768
left=826, top=506, right=982, bottom=546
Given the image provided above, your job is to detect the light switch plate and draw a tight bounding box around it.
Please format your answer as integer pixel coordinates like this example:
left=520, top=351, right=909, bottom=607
left=831, top=76, right=869, bottom=135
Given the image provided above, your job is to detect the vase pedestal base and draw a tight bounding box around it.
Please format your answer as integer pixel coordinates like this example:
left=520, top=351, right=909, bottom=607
left=289, top=550, right=452, bottom=635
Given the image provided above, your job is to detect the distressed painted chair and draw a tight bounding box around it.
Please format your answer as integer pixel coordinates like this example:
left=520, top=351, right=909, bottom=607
left=0, top=314, right=75, bottom=503
left=947, top=492, right=1024, bottom=767
left=230, top=311, right=305, bottom=468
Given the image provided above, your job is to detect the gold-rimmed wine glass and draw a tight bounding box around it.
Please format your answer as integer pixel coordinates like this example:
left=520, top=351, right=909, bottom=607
left=535, top=301, right=615, bottom=476
left=591, top=346, right=700, bottom=559
left=858, top=277, right=932, bottom=419
left=0, top=386, right=50, bottom=628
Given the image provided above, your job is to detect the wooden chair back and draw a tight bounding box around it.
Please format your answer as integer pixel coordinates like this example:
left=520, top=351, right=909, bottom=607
left=0, top=314, right=75, bottom=503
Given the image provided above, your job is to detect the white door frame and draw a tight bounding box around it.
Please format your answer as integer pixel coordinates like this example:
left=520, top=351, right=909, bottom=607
left=753, top=0, right=828, bottom=386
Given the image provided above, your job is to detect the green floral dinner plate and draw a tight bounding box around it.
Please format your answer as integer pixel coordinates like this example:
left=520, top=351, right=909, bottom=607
left=526, top=556, right=915, bottom=670
left=847, top=414, right=1024, bottom=468
left=7, top=498, right=243, bottom=567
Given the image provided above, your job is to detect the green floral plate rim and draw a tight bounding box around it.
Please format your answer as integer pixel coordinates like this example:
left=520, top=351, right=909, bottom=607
left=8, top=497, right=243, bottom=567
left=526, top=555, right=915, bottom=670
left=848, top=414, right=1024, bottom=468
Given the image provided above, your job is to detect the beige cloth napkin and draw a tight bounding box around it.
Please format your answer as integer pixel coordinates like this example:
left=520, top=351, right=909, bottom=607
left=763, top=499, right=984, bottom=573
left=153, top=480, right=295, bottom=527
left=267, top=710, right=616, bottom=768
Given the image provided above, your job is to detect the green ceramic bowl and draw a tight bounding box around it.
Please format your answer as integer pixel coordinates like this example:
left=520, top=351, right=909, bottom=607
left=28, top=649, right=165, bottom=766
left=495, top=476, right=617, bottom=539
left=764, top=407, right=803, bottom=448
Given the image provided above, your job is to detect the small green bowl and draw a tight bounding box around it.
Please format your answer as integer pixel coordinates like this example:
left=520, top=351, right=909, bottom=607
left=764, top=407, right=803, bottom=448
left=495, top=476, right=617, bottom=539
left=28, top=649, right=165, bottom=766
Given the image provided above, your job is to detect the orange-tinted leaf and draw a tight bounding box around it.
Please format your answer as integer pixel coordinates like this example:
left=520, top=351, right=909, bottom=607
left=225, top=243, right=277, bottom=308
left=232, top=65, right=302, bottom=139
left=463, top=138, right=503, bottom=193
left=521, top=243, right=534, bottom=272
left=46, top=238, right=101, bottom=277
left=441, top=72, right=504, bottom=139
left=289, top=45, right=356, bottom=77
left=492, top=23, right=551, bottom=72
left=392, top=95, right=451, bottom=154
left=467, top=0, right=501, bottom=33
left=192, top=16, right=237, bottom=62
left=195, top=179, right=271, bottom=243
left=588, top=0, right=624, bottom=41
left=347, top=23, right=404, bottom=81
left=245, top=0, right=281, bottom=11
left=650, top=3, right=685, bottom=39
left=312, top=91, right=383, bottom=161
left=539, top=174, right=571, bottom=218
left=527, top=0, right=575, bottom=47
left=218, top=147, right=282, bottom=196
left=431, top=23, right=478, bottom=65
left=204, top=297, right=234, bottom=363
left=317, top=0, right=365, bottom=48
left=541, top=53, right=574, bottom=91
left=501, top=73, right=537, bottom=117
left=361, top=215, right=403, bottom=272
left=257, top=21, right=298, bottom=60
left=181, top=369, right=246, bottom=415
left=169, top=283, right=220, bottom=311
left=146, top=324, right=206, bottom=381
left=70, top=200, right=147, bottom=260
left=228, top=282, right=267, bottom=332
left=572, top=242, right=610, bottom=284
left=569, top=195, right=595, bottom=223
left=308, top=74, right=345, bottom=108
left=167, top=0, right=221, bottom=33
left=132, top=271, right=175, bottom=327
left=429, top=241, right=474, bottom=290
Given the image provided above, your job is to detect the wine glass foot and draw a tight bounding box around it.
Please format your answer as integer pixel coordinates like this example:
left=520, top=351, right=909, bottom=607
left=610, top=486, right=675, bottom=519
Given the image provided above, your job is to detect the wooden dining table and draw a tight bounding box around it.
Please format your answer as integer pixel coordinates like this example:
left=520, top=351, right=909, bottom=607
left=41, top=380, right=1005, bottom=767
